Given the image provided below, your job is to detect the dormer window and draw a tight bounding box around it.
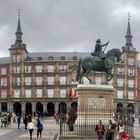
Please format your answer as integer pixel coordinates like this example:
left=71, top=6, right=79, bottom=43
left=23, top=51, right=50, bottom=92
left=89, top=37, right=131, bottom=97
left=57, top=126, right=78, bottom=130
left=73, top=56, right=77, bottom=60
left=37, top=57, right=42, bottom=60
left=48, top=56, right=54, bottom=60
left=61, top=56, right=65, bottom=60
left=26, top=57, right=31, bottom=61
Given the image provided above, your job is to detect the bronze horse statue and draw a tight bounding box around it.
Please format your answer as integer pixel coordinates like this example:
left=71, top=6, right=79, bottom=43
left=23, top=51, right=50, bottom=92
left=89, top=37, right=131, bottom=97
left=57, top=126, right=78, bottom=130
left=76, top=48, right=122, bottom=83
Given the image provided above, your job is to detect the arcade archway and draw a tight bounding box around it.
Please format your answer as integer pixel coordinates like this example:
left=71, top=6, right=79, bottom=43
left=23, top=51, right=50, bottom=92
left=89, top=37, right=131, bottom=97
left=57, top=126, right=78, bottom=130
left=26, top=102, right=32, bottom=115
left=36, top=102, right=43, bottom=114
left=116, top=103, right=123, bottom=113
left=71, top=102, right=78, bottom=110
left=47, top=102, right=54, bottom=116
left=59, top=102, right=66, bottom=114
left=127, top=104, right=134, bottom=114
left=13, top=102, right=21, bottom=115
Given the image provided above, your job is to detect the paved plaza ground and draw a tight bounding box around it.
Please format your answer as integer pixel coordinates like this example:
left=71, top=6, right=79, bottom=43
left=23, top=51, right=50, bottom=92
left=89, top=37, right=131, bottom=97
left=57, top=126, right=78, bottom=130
left=0, top=117, right=140, bottom=140
left=0, top=117, right=59, bottom=140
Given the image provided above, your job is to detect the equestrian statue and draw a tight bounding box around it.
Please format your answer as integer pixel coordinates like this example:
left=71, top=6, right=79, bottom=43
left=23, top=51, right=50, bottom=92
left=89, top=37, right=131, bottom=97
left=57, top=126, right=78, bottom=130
left=76, top=39, right=122, bottom=83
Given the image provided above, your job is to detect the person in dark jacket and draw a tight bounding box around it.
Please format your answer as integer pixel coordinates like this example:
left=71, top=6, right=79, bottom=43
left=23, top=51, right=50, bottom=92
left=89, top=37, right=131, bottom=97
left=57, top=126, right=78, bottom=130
left=17, top=114, right=21, bottom=129
left=23, top=115, right=28, bottom=129
left=36, top=119, right=43, bottom=138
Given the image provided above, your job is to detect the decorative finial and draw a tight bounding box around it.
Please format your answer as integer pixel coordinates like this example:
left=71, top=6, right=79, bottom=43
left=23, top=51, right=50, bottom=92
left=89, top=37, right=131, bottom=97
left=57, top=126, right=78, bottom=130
left=18, top=8, right=21, bottom=17
left=128, top=12, right=131, bottom=22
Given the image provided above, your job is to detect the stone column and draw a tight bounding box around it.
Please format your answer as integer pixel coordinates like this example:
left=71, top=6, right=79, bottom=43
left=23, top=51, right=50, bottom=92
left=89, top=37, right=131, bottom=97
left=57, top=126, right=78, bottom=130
left=0, top=102, right=1, bottom=112
left=32, top=102, right=36, bottom=113
left=22, top=102, right=25, bottom=115
left=43, top=101, right=47, bottom=112
left=7, top=102, right=10, bottom=112
left=55, top=102, right=59, bottom=114
left=10, top=102, right=13, bottom=113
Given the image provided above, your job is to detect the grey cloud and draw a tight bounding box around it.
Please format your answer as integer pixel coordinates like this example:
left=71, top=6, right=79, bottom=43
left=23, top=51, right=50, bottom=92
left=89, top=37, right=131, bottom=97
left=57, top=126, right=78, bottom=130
left=0, top=0, right=140, bottom=58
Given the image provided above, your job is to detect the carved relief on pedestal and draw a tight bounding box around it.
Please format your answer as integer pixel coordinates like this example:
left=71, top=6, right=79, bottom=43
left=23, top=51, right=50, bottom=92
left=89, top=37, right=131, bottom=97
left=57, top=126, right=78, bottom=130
left=88, top=98, right=106, bottom=109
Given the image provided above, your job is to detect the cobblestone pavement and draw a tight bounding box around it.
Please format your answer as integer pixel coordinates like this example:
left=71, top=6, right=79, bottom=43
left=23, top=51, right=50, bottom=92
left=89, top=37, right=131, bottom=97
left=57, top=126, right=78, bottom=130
left=1, top=117, right=140, bottom=140
left=0, top=117, right=59, bottom=140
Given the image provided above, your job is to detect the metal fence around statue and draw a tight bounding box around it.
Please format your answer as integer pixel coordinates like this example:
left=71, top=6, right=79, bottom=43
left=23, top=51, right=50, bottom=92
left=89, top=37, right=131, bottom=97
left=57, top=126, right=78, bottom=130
left=59, top=107, right=134, bottom=140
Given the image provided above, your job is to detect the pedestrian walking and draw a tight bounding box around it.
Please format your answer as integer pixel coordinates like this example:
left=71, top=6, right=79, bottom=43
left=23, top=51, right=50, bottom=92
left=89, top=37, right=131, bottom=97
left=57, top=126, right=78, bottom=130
left=23, top=115, right=28, bottom=129
left=116, top=120, right=129, bottom=140
left=95, top=120, right=105, bottom=140
left=27, top=119, right=35, bottom=140
left=106, top=120, right=116, bottom=140
left=36, top=119, right=43, bottom=138
left=17, top=114, right=21, bottom=129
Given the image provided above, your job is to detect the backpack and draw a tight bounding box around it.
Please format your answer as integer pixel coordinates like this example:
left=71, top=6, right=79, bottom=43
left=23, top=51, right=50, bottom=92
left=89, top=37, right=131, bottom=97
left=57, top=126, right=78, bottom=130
left=37, top=123, right=43, bottom=130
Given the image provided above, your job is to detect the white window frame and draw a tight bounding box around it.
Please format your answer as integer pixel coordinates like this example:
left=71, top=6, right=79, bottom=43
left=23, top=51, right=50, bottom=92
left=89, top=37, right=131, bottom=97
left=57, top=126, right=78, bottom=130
left=25, top=65, right=32, bottom=73
left=117, top=90, right=123, bottom=99
left=48, top=65, right=55, bottom=72
left=36, top=77, right=42, bottom=85
left=36, top=89, right=42, bottom=97
left=48, top=89, right=54, bottom=98
left=48, top=77, right=54, bottom=85
left=128, top=91, right=134, bottom=100
left=128, top=57, right=134, bottom=65
left=13, top=66, right=20, bottom=73
left=35, top=65, right=42, bottom=73
left=60, top=76, right=66, bottom=85
left=1, top=67, right=6, bottom=75
left=25, top=89, right=31, bottom=97
left=117, top=78, right=124, bottom=87
left=1, top=89, right=7, bottom=98
left=1, top=78, right=7, bottom=86
left=60, top=89, right=66, bottom=98
left=128, top=79, right=134, bottom=88
left=128, top=68, right=134, bottom=76
left=14, top=89, right=20, bottom=98
left=60, top=65, right=66, bottom=72
left=25, top=77, right=31, bottom=85
left=118, top=67, right=124, bottom=75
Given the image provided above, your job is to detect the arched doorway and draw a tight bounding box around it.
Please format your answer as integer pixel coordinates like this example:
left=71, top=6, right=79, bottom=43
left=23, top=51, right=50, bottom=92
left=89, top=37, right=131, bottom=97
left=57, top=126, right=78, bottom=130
left=1, top=102, right=7, bottom=112
left=47, top=102, right=54, bottom=116
left=71, top=102, right=78, bottom=110
left=127, top=104, right=134, bottom=114
left=26, top=102, right=32, bottom=115
left=13, top=102, right=21, bottom=115
left=59, top=102, right=67, bottom=114
left=36, top=102, right=43, bottom=115
left=116, top=103, right=123, bottom=113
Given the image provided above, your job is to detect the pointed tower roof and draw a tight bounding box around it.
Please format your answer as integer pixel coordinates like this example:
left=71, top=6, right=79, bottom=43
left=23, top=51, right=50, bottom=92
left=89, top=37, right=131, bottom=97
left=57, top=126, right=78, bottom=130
left=15, top=9, right=23, bottom=43
left=125, top=13, right=133, bottom=47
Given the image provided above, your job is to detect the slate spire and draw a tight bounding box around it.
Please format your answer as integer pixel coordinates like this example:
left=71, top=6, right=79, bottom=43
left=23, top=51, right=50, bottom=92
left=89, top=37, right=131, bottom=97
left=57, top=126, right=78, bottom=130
left=125, top=13, right=133, bottom=46
left=15, top=9, right=23, bottom=43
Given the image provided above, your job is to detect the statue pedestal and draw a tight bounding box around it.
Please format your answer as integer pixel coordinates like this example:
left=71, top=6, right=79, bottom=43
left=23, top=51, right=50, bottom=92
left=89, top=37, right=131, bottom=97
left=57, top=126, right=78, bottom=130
left=74, top=84, right=116, bottom=136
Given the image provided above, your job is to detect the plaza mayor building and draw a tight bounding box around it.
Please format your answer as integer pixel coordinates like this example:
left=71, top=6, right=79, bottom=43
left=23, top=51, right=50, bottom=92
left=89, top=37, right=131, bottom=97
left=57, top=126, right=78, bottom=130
left=0, top=15, right=140, bottom=116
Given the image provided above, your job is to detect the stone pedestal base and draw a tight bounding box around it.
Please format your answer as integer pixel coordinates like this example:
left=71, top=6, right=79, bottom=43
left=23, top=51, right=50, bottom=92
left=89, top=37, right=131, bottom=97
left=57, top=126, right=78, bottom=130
left=74, top=84, right=116, bottom=136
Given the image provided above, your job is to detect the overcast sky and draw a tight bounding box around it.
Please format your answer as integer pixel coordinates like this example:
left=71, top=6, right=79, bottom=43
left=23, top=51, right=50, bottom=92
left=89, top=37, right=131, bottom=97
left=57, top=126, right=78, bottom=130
left=0, top=0, right=140, bottom=58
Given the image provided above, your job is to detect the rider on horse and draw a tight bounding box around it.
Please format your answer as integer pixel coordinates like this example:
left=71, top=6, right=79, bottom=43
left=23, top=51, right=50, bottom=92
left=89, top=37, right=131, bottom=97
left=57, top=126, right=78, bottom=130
left=91, top=39, right=109, bottom=59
